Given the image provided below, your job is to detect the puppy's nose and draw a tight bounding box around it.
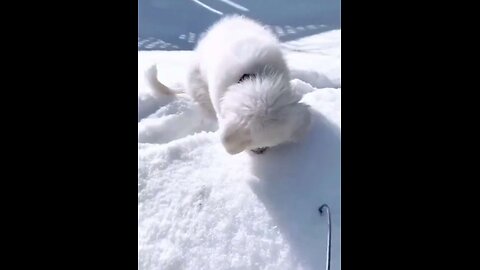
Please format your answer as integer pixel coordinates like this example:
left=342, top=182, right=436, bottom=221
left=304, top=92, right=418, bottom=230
left=251, top=147, right=268, bottom=154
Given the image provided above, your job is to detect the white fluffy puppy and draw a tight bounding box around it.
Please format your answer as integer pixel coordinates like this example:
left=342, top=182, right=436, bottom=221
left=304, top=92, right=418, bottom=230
left=150, top=16, right=311, bottom=155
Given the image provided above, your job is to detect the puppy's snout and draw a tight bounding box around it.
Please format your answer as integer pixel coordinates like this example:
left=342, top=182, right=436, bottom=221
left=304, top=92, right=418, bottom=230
left=221, top=131, right=251, bottom=155
left=222, top=138, right=250, bottom=155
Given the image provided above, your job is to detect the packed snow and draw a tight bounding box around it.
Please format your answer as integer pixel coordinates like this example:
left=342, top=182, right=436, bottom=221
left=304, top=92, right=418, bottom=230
left=138, top=30, right=341, bottom=270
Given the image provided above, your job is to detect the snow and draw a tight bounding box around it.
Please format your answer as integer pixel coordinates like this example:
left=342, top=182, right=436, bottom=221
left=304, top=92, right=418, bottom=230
left=138, top=30, right=341, bottom=270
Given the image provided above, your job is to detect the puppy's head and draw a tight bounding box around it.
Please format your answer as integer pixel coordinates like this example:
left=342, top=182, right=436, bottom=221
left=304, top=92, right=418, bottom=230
left=219, top=73, right=311, bottom=155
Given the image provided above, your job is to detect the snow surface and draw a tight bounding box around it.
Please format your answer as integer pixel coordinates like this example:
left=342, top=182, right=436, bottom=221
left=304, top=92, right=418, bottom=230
left=138, top=30, right=341, bottom=270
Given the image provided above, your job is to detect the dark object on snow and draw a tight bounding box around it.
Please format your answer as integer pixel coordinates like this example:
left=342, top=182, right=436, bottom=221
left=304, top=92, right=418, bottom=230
left=251, top=147, right=269, bottom=154
left=319, top=204, right=331, bottom=270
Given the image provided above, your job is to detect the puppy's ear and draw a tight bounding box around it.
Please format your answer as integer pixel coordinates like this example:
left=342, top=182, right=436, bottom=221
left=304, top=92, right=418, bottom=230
left=290, top=103, right=312, bottom=142
left=220, top=119, right=252, bottom=155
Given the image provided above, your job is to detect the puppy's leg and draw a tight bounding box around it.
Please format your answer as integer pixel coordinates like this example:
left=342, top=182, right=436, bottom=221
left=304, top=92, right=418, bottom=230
left=186, top=62, right=216, bottom=119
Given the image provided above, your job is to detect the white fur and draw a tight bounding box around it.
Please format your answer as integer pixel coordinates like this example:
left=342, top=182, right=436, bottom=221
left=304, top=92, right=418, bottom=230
left=186, top=16, right=311, bottom=154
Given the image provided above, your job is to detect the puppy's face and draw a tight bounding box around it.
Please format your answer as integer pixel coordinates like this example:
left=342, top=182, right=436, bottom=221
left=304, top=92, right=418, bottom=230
left=219, top=73, right=311, bottom=155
